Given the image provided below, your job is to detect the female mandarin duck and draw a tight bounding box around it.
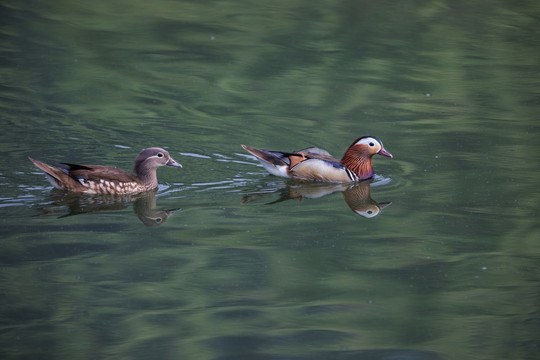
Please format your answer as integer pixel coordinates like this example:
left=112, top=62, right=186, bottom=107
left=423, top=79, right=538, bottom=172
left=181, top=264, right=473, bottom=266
left=29, top=147, right=182, bottom=194
left=241, top=136, right=392, bottom=183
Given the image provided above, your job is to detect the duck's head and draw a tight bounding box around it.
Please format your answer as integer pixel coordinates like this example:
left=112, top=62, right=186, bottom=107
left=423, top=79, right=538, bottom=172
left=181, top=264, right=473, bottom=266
left=348, top=136, right=393, bottom=158
left=134, top=147, right=182, bottom=175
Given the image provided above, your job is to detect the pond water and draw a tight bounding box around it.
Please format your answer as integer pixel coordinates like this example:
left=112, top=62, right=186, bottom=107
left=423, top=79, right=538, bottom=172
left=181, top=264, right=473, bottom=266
left=1, top=1, right=540, bottom=359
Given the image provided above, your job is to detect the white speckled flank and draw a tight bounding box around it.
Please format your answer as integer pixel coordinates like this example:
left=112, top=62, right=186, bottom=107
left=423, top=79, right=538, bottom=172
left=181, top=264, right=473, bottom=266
left=76, top=178, right=144, bottom=194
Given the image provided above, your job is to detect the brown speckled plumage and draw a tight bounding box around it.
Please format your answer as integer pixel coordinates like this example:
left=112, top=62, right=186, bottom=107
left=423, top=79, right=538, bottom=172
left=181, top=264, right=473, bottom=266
left=29, top=147, right=182, bottom=194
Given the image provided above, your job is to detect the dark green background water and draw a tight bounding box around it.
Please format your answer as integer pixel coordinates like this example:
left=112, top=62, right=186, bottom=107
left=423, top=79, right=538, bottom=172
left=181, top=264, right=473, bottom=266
left=1, top=1, right=539, bottom=359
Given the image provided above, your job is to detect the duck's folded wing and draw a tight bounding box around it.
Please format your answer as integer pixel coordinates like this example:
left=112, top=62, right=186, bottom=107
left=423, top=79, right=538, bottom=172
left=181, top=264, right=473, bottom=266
left=67, top=165, right=138, bottom=184
left=297, top=147, right=333, bottom=157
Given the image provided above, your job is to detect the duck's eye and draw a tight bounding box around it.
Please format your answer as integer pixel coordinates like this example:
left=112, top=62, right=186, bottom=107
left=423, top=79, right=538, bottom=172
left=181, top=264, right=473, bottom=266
left=157, top=153, right=164, bottom=158
left=367, top=210, right=373, bottom=215
left=369, top=142, right=375, bottom=147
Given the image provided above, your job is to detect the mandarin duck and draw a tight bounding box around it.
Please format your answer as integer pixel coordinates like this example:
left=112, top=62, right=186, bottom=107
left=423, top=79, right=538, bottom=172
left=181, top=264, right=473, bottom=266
left=241, top=136, right=392, bottom=182
left=29, top=147, right=182, bottom=194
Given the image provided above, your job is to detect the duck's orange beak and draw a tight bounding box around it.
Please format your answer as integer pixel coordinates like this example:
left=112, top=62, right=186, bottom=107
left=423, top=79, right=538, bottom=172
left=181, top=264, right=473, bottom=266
left=378, top=147, right=393, bottom=158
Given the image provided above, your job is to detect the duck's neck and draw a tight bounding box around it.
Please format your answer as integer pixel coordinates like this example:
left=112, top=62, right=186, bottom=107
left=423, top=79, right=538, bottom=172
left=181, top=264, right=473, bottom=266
left=135, top=166, right=158, bottom=189
left=341, top=152, right=374, bottom=180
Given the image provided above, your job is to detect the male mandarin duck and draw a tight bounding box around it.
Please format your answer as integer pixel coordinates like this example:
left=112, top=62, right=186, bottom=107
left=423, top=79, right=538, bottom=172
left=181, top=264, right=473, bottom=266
left=29, top=147, right=182, bottom=194
left=241, top=136, right=392, bottom=183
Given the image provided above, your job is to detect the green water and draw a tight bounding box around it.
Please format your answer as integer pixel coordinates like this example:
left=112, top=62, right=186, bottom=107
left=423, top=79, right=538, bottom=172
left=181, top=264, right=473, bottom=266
left=1, top=1, right=540, bottom=359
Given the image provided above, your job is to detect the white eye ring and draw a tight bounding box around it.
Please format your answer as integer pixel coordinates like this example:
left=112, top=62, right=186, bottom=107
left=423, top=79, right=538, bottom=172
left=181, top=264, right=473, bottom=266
left=157, top=153, right=164, bottom=158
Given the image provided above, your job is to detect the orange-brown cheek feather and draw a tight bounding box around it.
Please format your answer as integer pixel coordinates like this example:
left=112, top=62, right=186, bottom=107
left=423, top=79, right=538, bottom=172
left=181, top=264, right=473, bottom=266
left=340, top=151, right=374, bottom=180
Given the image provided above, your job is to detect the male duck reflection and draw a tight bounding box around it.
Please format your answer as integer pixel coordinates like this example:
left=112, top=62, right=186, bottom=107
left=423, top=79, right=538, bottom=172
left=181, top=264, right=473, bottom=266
left=242, top=181, right=391, bottom=218
left=241, top=136, right=392, bottom=182
left=29, top=147, right=182, bottom=194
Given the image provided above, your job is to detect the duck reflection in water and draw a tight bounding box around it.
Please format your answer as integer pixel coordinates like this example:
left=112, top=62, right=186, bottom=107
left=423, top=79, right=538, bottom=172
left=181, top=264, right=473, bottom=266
left=242, top=179, right=391, bottom=218
left=35, top=189, right=180, bottom=227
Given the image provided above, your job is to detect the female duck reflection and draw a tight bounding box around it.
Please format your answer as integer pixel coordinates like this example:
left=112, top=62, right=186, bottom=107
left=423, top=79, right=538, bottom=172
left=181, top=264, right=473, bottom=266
left=241, top=180, right=391, bottom=218
left=35, top=190, right=180, bottom=227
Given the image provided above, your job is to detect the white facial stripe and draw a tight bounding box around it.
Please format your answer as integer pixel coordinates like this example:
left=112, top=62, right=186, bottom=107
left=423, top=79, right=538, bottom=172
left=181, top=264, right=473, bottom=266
left=355, top=137, right=382, bottom=151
